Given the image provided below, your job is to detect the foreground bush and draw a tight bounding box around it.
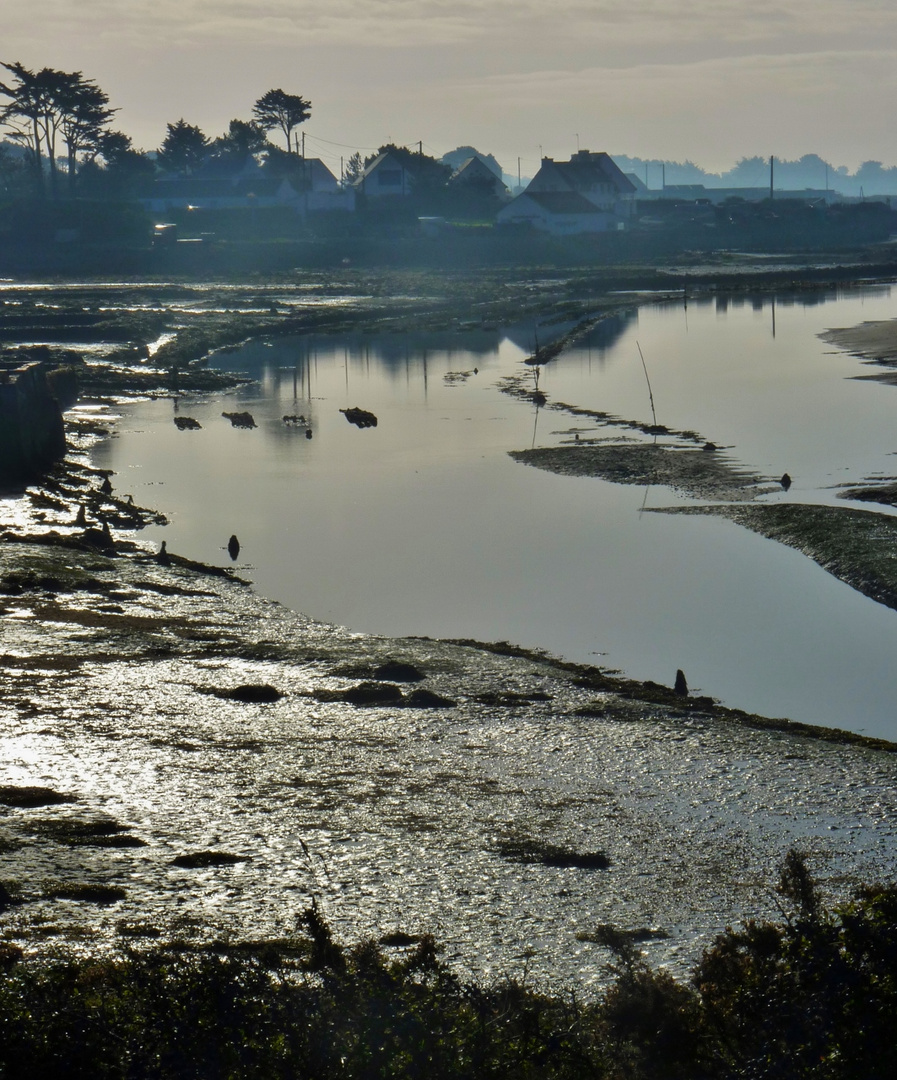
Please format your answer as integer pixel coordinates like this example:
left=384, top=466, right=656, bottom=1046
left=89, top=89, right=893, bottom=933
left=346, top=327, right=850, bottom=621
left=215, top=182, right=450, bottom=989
left=0, top=857, right=895, bottom=1079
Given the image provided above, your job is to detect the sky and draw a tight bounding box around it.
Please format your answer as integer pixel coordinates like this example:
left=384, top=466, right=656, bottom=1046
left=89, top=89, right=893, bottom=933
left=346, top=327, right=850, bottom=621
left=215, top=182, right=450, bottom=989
left=4, top=1, right=897, bottom=179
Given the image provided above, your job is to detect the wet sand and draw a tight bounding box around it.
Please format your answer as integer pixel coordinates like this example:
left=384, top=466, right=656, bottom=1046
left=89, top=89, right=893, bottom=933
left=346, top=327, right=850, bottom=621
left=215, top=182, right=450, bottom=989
left=3, top=277, right=897, bottom=989
left=1, top=527, right=896, bottom=992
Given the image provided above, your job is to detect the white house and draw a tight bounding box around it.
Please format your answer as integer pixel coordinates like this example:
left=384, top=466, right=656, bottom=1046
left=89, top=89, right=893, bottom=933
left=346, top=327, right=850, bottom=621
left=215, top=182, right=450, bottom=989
left=353, top=152, right=415, bottom=197
left=497, top=150, right=635, bottom=234
left=497, top=191, right=619, bottom=234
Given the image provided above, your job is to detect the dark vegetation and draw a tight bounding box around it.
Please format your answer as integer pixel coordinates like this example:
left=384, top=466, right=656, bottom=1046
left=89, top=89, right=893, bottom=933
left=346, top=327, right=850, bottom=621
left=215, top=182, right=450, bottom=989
left=0, top=854, right=894, bottom=1078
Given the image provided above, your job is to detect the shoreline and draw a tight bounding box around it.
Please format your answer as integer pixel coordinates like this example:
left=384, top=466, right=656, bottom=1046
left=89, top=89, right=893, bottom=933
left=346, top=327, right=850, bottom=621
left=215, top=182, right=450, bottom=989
left=1, top=529, right=897, bottom=987
left=2, top=266, right=897, bottom=983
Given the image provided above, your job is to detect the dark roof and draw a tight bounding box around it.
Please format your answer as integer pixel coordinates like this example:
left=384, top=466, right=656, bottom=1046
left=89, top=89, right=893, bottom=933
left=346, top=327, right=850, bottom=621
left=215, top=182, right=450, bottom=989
left=520, top=191, right=606, bottom=215
left=540, top=152, right=636, bottom=195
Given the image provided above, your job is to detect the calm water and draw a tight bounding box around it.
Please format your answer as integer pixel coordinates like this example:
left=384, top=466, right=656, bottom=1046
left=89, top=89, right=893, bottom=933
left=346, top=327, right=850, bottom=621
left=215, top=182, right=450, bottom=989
left=94, top=285, right=897, bottom=739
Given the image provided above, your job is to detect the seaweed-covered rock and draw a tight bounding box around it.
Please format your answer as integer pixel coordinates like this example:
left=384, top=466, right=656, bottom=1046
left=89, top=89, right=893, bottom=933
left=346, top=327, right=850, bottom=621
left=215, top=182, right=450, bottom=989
left=222, top=411, right=256, bottom=429
left=405, top=688, right=456, bottom=709
left=314, top=682, right=404, bottom=706
left=172, top=851, right=249, bottom=869
left=373, top=660, right=426, bottom=683
left=340, top=407, right=378, bottom=429
left=220, top=684, right=282, bottom=703
left=0, top=786, right=77, bottom=808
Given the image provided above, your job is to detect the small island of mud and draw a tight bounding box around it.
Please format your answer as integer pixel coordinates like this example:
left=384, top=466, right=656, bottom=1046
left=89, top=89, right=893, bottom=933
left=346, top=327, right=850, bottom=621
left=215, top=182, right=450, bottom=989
left=510, top=440, right=769, bottom=502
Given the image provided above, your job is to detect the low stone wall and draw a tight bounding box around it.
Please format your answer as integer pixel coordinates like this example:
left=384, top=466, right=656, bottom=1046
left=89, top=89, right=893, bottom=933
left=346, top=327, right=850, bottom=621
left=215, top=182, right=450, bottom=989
left=0, top=362, right=68, bottom=489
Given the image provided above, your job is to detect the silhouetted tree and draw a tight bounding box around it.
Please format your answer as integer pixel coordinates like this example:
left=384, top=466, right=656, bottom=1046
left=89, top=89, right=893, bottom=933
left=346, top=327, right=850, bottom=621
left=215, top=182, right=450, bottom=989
left=251, top=89, right=311, bottom=154
left=79, top=129, right=155, bottom=197
left=205, top=119, right=270, bottom=175
left=214, top=119, right=269, bottom=157
left=343, top=150, right=363, bottom=187
left=157, top=119, right=210, bottom=176
left=0, top=141, right=29, bottom=198
left=57, top=75, right=115, bottom=193
left=0, top=62, right=114, bottom=196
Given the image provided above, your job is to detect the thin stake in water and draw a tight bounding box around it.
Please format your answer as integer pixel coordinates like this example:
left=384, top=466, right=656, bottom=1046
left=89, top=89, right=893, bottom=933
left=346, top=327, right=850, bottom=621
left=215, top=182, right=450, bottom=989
left=636, top=341, right=658, bottom=430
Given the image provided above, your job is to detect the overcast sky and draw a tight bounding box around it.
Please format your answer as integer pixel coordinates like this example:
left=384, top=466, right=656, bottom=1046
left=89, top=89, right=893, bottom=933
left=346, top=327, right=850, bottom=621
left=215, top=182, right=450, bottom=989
left=5, top=1, right=897, bottom=178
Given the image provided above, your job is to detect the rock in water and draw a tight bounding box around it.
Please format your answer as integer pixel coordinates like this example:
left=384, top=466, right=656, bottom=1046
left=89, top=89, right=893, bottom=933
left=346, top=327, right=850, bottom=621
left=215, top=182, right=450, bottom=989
left=674, top=669, right=688, bottom=696
left=222, top=411, right=257, bottom=429
left=174, top=416, right=202, bottom=430
left=340, top=407, right=378, bottom=429
left=227, top=534, right=240, bottom=560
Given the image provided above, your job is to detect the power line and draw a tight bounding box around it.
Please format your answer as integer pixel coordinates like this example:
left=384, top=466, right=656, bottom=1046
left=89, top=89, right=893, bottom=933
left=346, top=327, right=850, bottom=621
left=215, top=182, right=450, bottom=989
left=301, top=132, right=381, bottom=152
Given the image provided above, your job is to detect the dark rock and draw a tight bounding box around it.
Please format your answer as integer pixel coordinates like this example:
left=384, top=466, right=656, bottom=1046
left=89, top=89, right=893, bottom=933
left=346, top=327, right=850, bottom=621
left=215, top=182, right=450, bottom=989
left=674, top=669, right=689, bottom=696
left=780, top=472, right=792, bottom=490
left=43, top=882, right=127, bottom=903
left=343, top=681, right=403, bottom=705
left=340, top=406, right=378, bottom=429
left=0, top=882, right=20, bottom=911
left=0, top=785, right=77, bottom=808
left=314, top=681, right=404, bottom=706
left=222, top=411, right=257, bottom=429
left=496, top=837, right=610, bottom=870
left=227, top=534, right=240, bottom=560
left=405, top=688, right=456, bottom=709
left=174, top=416, right=202, bottom=430
left=220, top=684, right=282, bottom=703
left=172, top=851, right=249, bottom=869
left=373, top=660, right=426, bottom=682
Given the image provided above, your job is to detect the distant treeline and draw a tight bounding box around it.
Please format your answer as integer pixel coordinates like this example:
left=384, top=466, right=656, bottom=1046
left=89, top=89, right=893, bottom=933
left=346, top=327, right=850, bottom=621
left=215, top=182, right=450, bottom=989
left=612, top=153, right=897, bottom=196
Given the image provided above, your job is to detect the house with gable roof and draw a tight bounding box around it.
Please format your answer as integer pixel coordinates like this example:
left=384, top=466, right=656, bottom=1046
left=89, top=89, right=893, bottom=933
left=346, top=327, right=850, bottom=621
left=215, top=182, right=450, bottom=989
left=497, top=150, right=635, bottom=234
left=139, top=158, right=353, bottom=215
left=447, top=156, right=509, bottom=201
left=354, top=151, right=414, bottom=198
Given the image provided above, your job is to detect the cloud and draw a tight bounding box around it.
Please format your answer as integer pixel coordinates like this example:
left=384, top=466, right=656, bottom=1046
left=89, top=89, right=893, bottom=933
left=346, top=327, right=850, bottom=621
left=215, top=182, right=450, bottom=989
left=8, top=1, right=897, bottom=54
left=5, top=2, right=897, bottom=169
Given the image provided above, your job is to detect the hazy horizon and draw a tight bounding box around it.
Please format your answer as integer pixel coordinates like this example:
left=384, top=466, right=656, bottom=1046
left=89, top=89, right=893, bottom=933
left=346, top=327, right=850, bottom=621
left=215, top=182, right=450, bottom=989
left=5, top=2, right=897, bottom=182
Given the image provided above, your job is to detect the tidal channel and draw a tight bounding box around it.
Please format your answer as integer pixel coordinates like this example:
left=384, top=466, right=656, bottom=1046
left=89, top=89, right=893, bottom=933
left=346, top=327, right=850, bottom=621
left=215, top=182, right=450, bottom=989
left=93, top=284, right=897, bottom=740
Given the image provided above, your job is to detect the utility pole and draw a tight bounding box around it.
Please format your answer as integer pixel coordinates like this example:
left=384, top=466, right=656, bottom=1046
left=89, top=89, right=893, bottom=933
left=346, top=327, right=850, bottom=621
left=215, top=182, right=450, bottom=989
left=769, top=155, right=774, bottom=200
left=662, top=162, right=666, bottom=197
left=517, top=157, right=521, bottom=192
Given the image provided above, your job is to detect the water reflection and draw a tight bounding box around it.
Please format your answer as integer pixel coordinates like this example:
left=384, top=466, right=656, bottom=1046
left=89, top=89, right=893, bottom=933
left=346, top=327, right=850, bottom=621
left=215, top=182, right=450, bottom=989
left=94, top=285, right=897, bottom=739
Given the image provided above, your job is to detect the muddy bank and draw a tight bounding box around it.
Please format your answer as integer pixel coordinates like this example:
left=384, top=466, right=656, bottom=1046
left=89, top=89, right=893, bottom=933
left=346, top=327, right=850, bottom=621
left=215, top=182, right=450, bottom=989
left=1, top=529, right=896, bottom=992
left=821, top=317, right=897, bottom=376
left=510, top=441, right=772, bottom=502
